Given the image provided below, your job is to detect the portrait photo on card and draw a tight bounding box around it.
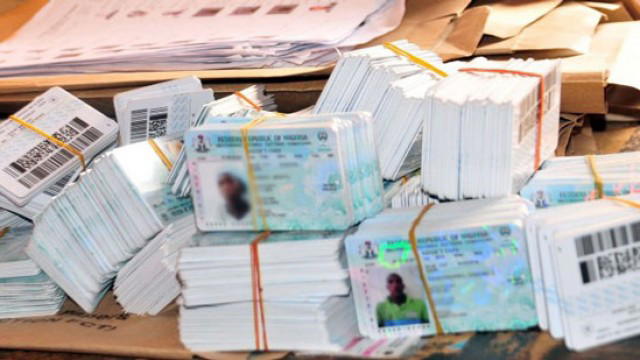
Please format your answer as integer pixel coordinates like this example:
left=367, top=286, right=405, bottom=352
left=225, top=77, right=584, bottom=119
left=366, top=265, right=430, bottom=329
left=197, top=161, right=252, bottom=226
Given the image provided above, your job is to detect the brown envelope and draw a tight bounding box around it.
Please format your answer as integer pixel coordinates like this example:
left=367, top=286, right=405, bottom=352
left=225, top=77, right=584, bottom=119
left=0, top=0, right=47, bottom=42
left=431, top=6, right=490, bottom=61
left=476, top=2, right=604, bottom=57
left=474, top=0, right=562, bottom=39
left=583, top=1, right=633, bottom=22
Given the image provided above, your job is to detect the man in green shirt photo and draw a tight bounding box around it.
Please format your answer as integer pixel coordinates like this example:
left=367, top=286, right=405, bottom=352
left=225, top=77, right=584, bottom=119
left=376, top=273, right=429, bottom=328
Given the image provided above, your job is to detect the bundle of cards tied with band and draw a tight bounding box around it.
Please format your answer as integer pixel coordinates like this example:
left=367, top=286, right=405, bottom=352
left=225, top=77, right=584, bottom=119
left=185, top=112, right=384, bottom=231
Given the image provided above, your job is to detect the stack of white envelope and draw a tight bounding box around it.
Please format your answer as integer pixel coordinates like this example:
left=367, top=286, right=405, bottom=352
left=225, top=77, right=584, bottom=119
left=167, top=85, right=276, bottom=197
left=114, top=77, right=214, bottom=145
left=0, top=225, right=65, bottom=319
left=0, top=0, right=404, bottom=75
left=0, top=88, right=118, bottom=219
left=27, top=136, right=193, bottom=312
left=521, top=152, right=640, bottom=208
left=177, top=231, right=358, bottom=352
left=114, top=215, right=197, bottom=315
left=421, top=58, right=561, bottom=200
left=314, top=41, right=448, bottom=180
left=525, top=194, right=640, bottom=351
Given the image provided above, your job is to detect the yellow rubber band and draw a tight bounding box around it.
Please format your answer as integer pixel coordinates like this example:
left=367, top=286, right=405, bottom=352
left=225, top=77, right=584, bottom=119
left=147, top=138, right=173, bottom=171
left=586, top=155, right=604, bottom=199
left=408, top=203, right=444, bottom=335
left=241, top=117, right=270, bottom=231
left=9, top=115, right=86, bottom=170
left=608, top=197, right=640, bottom=210
left=384, top=42, right=448, bottom=78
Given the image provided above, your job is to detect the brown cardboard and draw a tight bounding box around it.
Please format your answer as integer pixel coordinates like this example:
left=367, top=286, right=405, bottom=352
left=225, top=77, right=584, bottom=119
left=583, top=1, right=633, bottom=22
left=432, top=6, right=490, bottom=61
left=0, top=294, right=192, bottom=359
left=474, top=0, right=562, bottom=39
left=0, top=0, right=47, bottom=42
left=476, top=2, right=604, bottom=57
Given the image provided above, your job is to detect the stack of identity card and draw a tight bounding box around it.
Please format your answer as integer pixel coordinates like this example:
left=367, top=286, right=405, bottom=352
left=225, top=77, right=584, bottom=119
left=178, top=231, right=357, bottom=352
left=421, top=58, right=562, bottom=200
left=314, top=40, right=448, bottom=180
left=521, top=152, right=640, bottom=208
left=185, top=112, right=384, bottom=231
left=27, top=136, right=193, bottom=312
left=114, top=215, right=196, bottom=315
left=383, top=173, right=437, bottom=209
left=168, top=85, right=276, bottom=197
left=0, top=209, right=31, bottom=228
left=525, top=195, right=640, bottom=350
left=346, top=196, right=537, bottom=338
left=0, top=225, right=66, bottom=319
left=0, top=87, right=118, bottom=219
left=114, top=76, right=214, bottom=145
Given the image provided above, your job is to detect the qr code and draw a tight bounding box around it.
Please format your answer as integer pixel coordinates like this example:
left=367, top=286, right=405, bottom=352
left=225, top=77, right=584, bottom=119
left=148, top=106, right=168, bottom=138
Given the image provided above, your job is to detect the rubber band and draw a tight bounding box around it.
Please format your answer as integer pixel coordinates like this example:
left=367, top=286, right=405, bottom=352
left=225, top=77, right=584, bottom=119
left=383, top=42, right=448, bottom=78
left=240, top=117, right=270, bottom=231
left=235, top=91, right=262, bottom=112
left=250, top=231, right=270, bottom=351
left=147, top=138, right=173, bottom=171
left=458, top=68, right=546, bottom=171
left=608, top=197, right=640, bottom=210
left=408, top=203, right=444, bottom=335
left=9, top=115, right=86, bottom=170
left=586, top=155, right=604, bottom=199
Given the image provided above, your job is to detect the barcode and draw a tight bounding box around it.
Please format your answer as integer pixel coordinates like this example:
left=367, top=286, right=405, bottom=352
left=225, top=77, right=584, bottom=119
left=575, top=221, right=640, bottom=284
left=130, top=109, right=148, bottom=143
left=148, top=106, right=168, bottom=138
left=2, top=118, right=103, bottom=189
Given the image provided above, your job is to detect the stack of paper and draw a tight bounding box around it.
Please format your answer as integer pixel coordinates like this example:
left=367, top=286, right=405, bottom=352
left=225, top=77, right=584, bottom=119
left=114, top=77, right=214, bottom=145
left=114, top=215, right=197, bottom=316
left=0, top=88, right=118, bottom=219
left=0, top=0, right=405, bottom=75
left=314, top=41, right=448, bottom=180
left=346, top=196, right=537, bottom=338
left=521, top=152, right=640, bottom=208
left=525, top=195, right=640, bottom=351
left=27, top=136, right=193, bottom=312
left=421, top=58, right=561, bottom=200
left=383, top=173, right=437, bottom=209
left=178, top=231, right=358, bottom=352
left=168, top=86, right=276, bottom=197
left=185, top=112, right=384, bottom=231
left=0, top=226, right=65, bottom=319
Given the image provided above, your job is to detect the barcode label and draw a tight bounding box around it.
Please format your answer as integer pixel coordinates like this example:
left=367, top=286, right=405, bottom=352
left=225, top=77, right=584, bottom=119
left=130, top=109, right=148, bottom=143
left=575, top=221, right=640, bottom=284
left=43, top=172, right=74, bottom=197
left=129, top=106, right=168, bottom=143
left=2, top=117, right=103, bottom=189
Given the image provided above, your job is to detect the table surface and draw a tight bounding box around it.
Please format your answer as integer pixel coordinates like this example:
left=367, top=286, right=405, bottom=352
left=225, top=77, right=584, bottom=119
left=3, top=330, right=640, bottom=360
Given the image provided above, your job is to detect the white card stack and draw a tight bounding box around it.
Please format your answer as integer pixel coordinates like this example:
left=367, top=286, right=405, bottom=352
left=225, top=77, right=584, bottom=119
left=0, top=87, right=118, bottom=219
left=521, top=152, right=640, bottom=208
left=0, top=0, right=404, bottom=75
left=114, top=215, right=197, bottom=315
left=314, top=40, right=447, bottom=180
left=167, top=85, right=276, bottom=197
left=114, top=77, right=214, bottom=145
left=0, top=225, right=66, bottom=319
left=27, top=137, right=193, bottom=312
left=383, top=173, right=437, bottom=209
left=178, top=231, right=358, bottom=352
left=421, top=58, right=561, bottom=200
left=525, top=195, right=640, bottom=351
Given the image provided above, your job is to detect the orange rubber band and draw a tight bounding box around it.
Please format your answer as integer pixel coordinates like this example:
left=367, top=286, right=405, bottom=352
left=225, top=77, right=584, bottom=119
left=0, top=227, right=9, bottom=239
left=459, top=68, right=546, bottom=171
left=235, top=91, right=262, bottom=112
left=9, top=115, right=86, bottom=170
left=384, top=42, right=448, bottom=78
left=250, top=231, right=271, bottom=351
left=147, top=138, right=173, bottom=171
left=408, top=203, right=443, bottom=335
